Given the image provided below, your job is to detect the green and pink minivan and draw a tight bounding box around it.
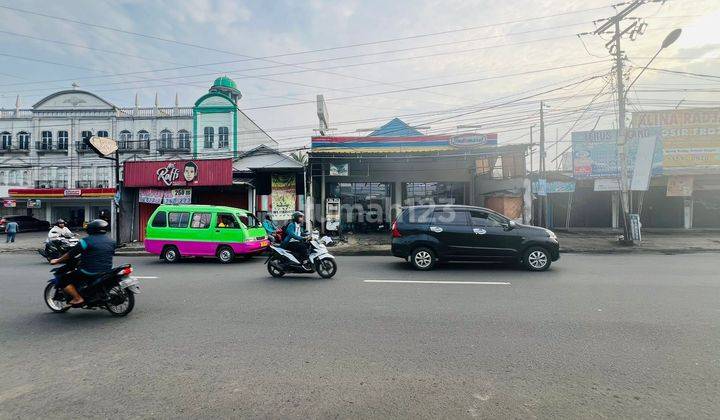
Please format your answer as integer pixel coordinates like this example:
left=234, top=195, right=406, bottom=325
left=145, top=204, right=269, bottom=263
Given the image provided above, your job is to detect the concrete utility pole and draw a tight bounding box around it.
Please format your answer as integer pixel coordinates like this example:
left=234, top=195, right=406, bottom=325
left=539, top=101, right=547, bottom=228
left=593, top=0, right=645, bottom=244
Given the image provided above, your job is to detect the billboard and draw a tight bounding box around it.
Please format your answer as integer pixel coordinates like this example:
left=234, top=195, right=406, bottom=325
left=312, top=133, right=498, bottom=154
left=572, top=128, right=662, bottom=185
left=124, top=159, right=233, bottom=188
left=631, top=108, right=720, bottom=174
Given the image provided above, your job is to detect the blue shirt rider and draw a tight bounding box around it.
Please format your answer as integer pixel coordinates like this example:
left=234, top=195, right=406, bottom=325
left=262, top=214, right=277, bottom=236
left=282, top=212, right=309, bottom=263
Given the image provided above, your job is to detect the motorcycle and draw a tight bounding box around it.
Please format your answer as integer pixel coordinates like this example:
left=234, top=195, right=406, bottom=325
left=266, top=233, right=338, bottom=278
left=43, top=256, right=141, bottom=316
left=38, top=236, right=79, bottom=261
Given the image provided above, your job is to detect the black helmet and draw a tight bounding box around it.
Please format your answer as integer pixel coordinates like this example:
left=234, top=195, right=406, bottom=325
left=56, top=218, right=66, bottom=225
left=292, top=211, right=304, bottom=222
left=86, top=219, right=109, bottom=235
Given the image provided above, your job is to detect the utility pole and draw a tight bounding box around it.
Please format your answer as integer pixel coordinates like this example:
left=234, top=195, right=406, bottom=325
left=539, top=101, right=547, bottom=228
left=591, top=0, right=647, bottom=244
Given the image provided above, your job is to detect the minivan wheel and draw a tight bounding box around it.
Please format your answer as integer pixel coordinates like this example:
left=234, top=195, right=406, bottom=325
left=410, top=247, right=436, bottom=271
left=162, top=245, right=180, bottom=263
left=523, top=246, right=551, bottom=271
left=217, top=246, right=235, bottom=264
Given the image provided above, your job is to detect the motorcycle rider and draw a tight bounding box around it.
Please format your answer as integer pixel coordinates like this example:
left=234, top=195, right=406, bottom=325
left=50, top=219, right=116, bottom=307
left=282, top=211, right=310, bottom=265
left=47, top=219, right=73, bottom=242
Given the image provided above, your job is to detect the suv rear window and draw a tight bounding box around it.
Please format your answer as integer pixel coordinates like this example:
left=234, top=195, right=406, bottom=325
left=151, top=211, right=167, bottom=228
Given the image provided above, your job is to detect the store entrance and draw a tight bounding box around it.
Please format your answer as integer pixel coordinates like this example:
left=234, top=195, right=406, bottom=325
left=328, top=182, right=393, bottom=233
left=52, top=207, right=85, bottom=228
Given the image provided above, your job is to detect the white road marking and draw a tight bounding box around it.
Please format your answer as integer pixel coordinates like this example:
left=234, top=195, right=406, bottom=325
left=133, top=276, right=158, bottom=279
left=363, top=280, right=510, bottom=285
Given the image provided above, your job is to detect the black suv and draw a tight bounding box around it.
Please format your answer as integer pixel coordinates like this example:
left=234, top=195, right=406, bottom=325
left=391, top=205, right=559, bottom=271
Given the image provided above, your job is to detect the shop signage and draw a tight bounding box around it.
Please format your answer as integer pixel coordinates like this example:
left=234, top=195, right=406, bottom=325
left=532, top=180, right=575, bottom=194
left=63, top=189, right=82, bottom=197
left=271, top=174, right=296, bottom=220
left=139, top=188, right=192, bottom=205
left=594, top=179, right=621, bottom=191
left=666, top=175, right=694, bottom=197
left=629, top=213, right=642, bottom=242
left=631, top=108, right=720, bottom=174
left=27, top=199, right=41, bottom=208
left=329, top=163, right=349, bottom=176
left=124, top=159, right=232, bottom=188
left=3, top=199, right=16, bottom=208
left=449, top=133, right=489, bottom=148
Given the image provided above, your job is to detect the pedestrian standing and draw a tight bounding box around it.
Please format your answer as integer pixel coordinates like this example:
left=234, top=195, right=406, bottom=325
left=5, top=220, right=19, bottom=243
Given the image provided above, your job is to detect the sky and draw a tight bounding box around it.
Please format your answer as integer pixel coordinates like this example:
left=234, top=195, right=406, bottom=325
left=0, top=0, right=718, bottom=166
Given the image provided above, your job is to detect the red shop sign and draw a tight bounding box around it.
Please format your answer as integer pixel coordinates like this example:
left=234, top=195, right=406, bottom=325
left=123, top=159, right=233, bottom=187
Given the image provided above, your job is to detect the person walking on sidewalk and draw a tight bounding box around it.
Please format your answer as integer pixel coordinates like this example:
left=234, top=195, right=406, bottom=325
left=5, top=220, right=19, bottom=243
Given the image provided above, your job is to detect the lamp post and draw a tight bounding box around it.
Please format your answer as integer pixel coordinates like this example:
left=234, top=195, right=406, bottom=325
left=83, top=135, right=120, bottom=242
left=618, top=28, right=681, bottom=244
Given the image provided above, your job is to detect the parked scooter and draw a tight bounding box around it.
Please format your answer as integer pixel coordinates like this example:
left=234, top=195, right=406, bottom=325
left=266, top=233, right=337, bottom=278
left=43, top=255, right=140, bottom=316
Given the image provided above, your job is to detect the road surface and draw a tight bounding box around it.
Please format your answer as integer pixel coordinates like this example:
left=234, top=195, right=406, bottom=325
left=1, top=253, right=718, bottom=418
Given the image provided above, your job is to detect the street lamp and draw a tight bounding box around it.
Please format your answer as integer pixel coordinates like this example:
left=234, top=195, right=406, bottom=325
left=84, top=135, right=121, bottom=242
left=625, top=29, right=682, bottom=98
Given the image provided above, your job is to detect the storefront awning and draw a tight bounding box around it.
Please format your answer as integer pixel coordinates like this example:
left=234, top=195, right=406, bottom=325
left=8, top=188, right=116, bottom=199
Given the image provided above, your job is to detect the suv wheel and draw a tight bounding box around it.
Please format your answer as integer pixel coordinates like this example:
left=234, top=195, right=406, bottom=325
left=410, top=247, right=436, bottom=271
left=523, top=246, right=551, bottom=271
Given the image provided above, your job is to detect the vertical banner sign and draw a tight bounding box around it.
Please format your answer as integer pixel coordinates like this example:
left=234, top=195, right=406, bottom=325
left=271, top=174, right=296, bottom=220
left=629, top=214, right=642, bottom=242
left=627, top=128, right=661, bottom=191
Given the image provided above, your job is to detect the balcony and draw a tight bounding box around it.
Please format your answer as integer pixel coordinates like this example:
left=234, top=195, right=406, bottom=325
left=119, top=142, right=150, bottom=153
left=0, top=145, right=30, bottom=154
left=35, top=142, right=68, bottom=154
left=157, top=145, right=191, bottom=154
left=76, top=180, right=110, bottom=188
left=35, top=180, right=68, bottom=189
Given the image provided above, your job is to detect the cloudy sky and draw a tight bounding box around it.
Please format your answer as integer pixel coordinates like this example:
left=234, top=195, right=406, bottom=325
left=0, top=0, right=718, bottom=164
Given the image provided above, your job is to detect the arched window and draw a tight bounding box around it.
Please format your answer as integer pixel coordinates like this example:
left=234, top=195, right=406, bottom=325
left=203, top=127, right=214, bottom=148
left=9, top=170, right=17, bottom=185
left=177, top=130, right=190, bottom=150
left=218, top=126, right=229, bottom=148
left=57, top=131, right=69, bottom=150
left=1, top=132, right=10, bottom=150
left=0, top=171, right=6, bottom=185
left=119, top=130, right=132, bottom=150
left=97, top=130, right=109, bottom=138
left=160, top=129, right=173, bottom=150
left=41, top=131, right=52, bottom=150
left=23, top=170, right=31, bottom=186
left=17, top=132, right=30, bottom=150
left=137, top=130, right=150, bottom=150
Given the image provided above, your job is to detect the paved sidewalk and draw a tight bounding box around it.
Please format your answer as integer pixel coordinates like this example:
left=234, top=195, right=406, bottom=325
left=4, top=229, right=720, bottom=256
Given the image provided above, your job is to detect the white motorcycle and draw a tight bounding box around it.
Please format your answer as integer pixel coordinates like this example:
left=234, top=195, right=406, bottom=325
left=266, top=233, right=338, bottom=278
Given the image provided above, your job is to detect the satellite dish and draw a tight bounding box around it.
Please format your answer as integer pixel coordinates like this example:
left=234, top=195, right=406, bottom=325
left=85, top=136, right=118, bottom=157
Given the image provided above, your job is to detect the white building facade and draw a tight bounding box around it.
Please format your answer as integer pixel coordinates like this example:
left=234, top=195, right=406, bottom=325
left=0, top=77, right=277, bottom=228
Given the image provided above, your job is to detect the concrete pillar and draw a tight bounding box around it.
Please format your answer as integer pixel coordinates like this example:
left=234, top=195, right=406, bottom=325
left=45, top=204, right=52, bottom=222
left=684, top=197, right=693, bottom=229
left=84, top=203, right=91, bottom=222
left=110, top=199, right=117, bottom=238
left=611, top=192, right=619, bottom=229
left=394, top=181, right=402, bottom=220
left=320, top=164, right=325, bottom=233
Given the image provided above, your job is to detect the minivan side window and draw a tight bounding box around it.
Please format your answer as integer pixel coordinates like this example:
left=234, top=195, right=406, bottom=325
left=151, top=211, right=167, bottom=228
left=400, top=208, right=434, bottom=224
left=190, top=212, right=212, bottom=229
left=470, top=210, right=504, bottom=227
left=217, top=213, right=238, bottom=228
left=168, top=212, right=190, bottom=228
left=432, top=209, right=469, bottom=225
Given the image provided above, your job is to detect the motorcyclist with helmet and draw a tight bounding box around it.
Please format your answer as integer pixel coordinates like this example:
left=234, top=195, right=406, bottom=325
left=282, top=211, right=310, bottom=265
left=47, top=218, right=74, bottom=241
left=50, top=219, right=116, bottom=307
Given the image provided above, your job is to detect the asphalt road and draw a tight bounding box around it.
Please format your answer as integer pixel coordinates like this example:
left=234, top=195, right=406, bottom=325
left=1, top=253, right=718, bottom=419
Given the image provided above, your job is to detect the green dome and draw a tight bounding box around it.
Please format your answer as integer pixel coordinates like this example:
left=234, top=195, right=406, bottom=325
left=213, top=76, right=237, bottom=90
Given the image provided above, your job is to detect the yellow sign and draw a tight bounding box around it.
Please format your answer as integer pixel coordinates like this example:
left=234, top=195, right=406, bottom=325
left=631, top=108, right=720, bottom=174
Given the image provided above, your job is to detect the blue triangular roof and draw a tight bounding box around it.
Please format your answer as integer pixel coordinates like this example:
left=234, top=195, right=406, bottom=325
left=368, top=118, right=422, bottom=137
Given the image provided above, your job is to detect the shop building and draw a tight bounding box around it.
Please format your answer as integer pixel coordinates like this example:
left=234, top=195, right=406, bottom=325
left=308, top=118, right=531, bottom=233
left=0, top=76, right=277, bottom=226
left=6, top=187, right=115, bottom=228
